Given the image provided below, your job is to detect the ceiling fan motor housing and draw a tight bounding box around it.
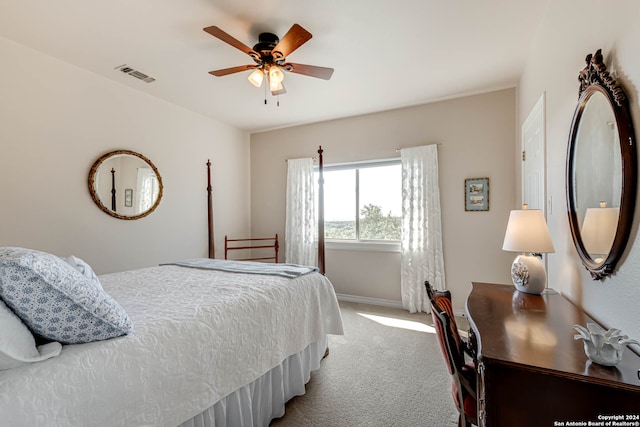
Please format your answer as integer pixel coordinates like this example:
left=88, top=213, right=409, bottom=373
left=256, top=32, right=279, bottom=47
left=253, top=32, right=281, bottom=65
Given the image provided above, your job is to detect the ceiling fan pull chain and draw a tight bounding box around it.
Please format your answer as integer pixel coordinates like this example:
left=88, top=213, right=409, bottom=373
left=264, top=82, right=267, bottom=105
left=277, top=96, right=280, bottom=107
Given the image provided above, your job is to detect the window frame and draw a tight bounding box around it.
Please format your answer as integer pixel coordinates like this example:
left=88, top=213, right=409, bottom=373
left=317, top=157, right=402, bottom=252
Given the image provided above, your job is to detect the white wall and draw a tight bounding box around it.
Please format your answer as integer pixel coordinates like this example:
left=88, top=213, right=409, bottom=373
left=518, top=0, right=640, bottom=340
left=251, top=89, right=517, bottom=311
left=0, top=36, right=251, bottom=274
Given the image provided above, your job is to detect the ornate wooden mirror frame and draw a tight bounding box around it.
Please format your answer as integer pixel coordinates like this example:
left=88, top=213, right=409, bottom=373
left=566, top=49, right=637, bottom=279
left=88, top=150, right=164, bottom=220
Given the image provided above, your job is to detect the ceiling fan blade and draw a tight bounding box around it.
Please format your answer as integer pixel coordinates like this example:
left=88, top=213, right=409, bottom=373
left=203, top=26, right=259, bottom=59
left=272, top=24, right=312, bottom=60
left=283, top=63, right=334, bottom=80
left=209, top=65, right=257, bottom=77
left=271, top=84, right=287, bottom=96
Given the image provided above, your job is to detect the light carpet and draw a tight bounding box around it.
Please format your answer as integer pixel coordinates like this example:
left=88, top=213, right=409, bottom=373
left=270, top=300, right=463, bottom=427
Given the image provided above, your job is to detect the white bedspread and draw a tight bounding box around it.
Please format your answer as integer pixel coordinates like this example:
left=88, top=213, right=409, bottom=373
left=0, top=265, right=344, bottom=426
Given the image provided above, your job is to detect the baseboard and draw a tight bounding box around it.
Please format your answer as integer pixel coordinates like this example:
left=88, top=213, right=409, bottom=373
left=336, top=293, right=467, bottom=318
left=336, top=293, right=404, bottom=309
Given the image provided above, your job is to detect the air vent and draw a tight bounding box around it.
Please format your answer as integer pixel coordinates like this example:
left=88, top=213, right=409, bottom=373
left=114, top=64, right=156, bottom=83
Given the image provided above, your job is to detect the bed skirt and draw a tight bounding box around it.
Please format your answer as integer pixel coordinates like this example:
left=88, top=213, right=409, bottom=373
left=178, top=336, right=328, bottom=427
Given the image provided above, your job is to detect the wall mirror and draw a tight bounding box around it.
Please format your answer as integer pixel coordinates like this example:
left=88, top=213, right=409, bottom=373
left=88, top=150, right=163, bottom=220
left=566, top=49, right=637, bottom=279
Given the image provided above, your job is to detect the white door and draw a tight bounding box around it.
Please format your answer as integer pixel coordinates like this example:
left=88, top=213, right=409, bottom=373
left=522, top=93, right=546, bottom=212
left=522, top=93, right=550, bottom=275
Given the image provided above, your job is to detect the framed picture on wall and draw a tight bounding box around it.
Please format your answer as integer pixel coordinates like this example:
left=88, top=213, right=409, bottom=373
left=465, top=178, right=489, bottom=211
left=124, top=188, right=133, bottom=208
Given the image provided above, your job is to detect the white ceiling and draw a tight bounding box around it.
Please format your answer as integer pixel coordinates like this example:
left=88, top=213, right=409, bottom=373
left=0, top=0, right=549, bottom=133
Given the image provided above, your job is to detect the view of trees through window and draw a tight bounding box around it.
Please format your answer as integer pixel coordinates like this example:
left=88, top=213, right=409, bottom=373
left=318, top=162, right=401, bottom=241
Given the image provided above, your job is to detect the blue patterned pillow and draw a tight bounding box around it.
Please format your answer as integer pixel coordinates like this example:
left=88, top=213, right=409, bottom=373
left=0, top=247, right=133, bottom=344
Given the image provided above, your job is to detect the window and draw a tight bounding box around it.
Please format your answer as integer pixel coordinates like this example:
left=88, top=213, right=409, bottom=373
left=318, top=159, right=401, bottom=242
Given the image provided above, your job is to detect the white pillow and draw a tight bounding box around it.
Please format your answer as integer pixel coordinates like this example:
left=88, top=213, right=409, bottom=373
left=64, top=255, right=103, bottom=290
left=0, top=299, right=62, bottom=370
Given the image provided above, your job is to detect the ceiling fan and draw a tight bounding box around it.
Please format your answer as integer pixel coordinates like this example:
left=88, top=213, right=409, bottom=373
left=203, top=23, right=334, bottom=97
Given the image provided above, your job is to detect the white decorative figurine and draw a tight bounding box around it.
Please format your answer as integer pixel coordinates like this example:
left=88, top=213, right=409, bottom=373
left=573, top=323, right=640, bottom=367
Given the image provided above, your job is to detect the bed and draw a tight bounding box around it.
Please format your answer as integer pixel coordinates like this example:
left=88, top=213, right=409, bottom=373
left=0, top=147, right=341, bottom=426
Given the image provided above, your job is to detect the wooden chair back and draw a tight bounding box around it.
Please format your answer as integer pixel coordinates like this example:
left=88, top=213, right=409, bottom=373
left=425, top=281, right=477, bottom=427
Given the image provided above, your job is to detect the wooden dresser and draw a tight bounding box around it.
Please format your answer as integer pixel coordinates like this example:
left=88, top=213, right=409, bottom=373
left=466, top=282, right=640, bottom=427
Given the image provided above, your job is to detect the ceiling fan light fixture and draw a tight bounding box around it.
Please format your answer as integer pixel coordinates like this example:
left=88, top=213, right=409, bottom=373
left=269, top=65, right=285, bottom=84
left=248, top=68, right=264, bottom=87
left=269, top=78, right=284, bottom=92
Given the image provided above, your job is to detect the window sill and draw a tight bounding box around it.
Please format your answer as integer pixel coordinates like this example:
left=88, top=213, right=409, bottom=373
left=321, top=240, right=401, bottom=253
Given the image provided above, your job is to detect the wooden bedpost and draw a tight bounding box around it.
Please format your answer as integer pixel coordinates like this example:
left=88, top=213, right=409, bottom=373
left=317, top=146, right=325, bottom=275
left=110, top=168, right=116, bottom=212
left=207, top=160, right=215, bottom=259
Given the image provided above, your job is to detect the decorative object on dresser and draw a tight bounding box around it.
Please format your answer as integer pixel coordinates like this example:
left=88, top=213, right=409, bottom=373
left=566, top=49, right=637, bottom=280
left=573, top=323, right=640, bottom=367
left=502, top=204, right=555, bottom=294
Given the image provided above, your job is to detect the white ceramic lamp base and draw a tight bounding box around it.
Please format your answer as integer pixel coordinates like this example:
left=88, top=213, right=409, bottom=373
left=510, top=254, right=547, bottom=295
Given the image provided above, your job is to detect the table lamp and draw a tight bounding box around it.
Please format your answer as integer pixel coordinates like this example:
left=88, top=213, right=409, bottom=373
left=502, top=205, right=555, bottom=294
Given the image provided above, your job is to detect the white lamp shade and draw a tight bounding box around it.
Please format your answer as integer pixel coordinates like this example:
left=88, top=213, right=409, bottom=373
left=269, top=78, right=284, bottom=92
left=581, top=206, right=618, bottom=255
left=502, top=209, right=555, bottom=254
left=269, top=66, right=284, bottom=84
left=248, top=69, right=264, bottom=87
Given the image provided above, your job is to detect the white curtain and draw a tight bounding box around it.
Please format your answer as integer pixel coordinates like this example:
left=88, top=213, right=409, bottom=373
left=400, top=145, right=445, bottom=313
left=285, top=158, right=316, bottom=266
left=136, top=168, right=159, bottom=213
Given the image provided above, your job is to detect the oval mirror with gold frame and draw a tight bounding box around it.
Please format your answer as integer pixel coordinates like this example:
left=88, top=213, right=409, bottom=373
left=89, top=150, right=163, bottom=220
left=566, top=49, right=637, bottom=279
